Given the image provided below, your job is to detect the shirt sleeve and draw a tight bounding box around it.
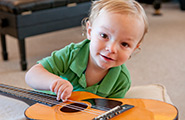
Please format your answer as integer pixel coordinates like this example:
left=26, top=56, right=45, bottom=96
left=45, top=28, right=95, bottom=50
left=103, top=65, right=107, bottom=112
left=37, top=43, right=78, bottom=76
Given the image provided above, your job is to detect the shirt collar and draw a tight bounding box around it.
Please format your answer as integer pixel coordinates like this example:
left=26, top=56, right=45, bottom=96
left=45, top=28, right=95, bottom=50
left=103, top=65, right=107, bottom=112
left=70, top=40, right=90, bottom=77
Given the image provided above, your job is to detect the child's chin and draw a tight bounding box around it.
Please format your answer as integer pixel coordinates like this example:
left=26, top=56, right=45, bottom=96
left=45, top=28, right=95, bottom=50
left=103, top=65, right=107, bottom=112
left=98, top=63, right=112, bottom=70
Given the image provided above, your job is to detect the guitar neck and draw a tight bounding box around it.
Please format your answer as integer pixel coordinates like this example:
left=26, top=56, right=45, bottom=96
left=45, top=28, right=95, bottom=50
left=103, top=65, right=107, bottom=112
left=0, top=84, right=60, bottom=106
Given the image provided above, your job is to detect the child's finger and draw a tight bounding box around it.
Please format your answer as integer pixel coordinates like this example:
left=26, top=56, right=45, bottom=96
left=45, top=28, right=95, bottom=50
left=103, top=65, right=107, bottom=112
left=54, top=81, right=63, bottom=94
left=60, top=88, right=72, bottom=102
left=57, top=92, right=61, bottom=101
left=57, top=86, right=65, bottom=100
left=60, top=92, right=67, bottom=102
left=50, top=80, right=57, bottom=92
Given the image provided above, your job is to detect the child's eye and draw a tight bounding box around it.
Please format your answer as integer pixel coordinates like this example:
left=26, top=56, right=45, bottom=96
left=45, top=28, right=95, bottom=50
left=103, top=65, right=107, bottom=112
left=121, top=42, right=129, bottom=48
left=100, top=33, right=108, bottom=39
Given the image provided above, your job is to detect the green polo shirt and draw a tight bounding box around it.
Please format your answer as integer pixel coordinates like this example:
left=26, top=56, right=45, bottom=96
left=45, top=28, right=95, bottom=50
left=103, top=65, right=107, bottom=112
left=38, top=39, right=131, bottom=98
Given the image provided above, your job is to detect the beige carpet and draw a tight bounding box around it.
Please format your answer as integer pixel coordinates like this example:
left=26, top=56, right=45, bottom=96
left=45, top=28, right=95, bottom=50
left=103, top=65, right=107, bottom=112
left=0, top=2, right=184, bottom=119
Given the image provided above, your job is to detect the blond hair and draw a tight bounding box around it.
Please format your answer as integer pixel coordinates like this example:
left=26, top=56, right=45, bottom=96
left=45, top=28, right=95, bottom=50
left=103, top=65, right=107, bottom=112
left=82, top=0, right=148, bottom=42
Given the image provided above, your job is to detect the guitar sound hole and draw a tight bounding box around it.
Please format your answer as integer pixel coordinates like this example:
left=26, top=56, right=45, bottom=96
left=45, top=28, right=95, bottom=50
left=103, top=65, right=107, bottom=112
left=60, top=103, right=88, bottom=113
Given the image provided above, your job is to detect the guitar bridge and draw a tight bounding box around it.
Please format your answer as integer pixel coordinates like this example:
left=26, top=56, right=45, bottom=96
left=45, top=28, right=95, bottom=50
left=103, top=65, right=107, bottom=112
left=92, top=104, right=134, bottom=120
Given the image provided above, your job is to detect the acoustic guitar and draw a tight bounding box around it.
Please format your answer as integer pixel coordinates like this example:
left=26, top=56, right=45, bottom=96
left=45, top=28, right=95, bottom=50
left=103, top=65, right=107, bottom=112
left=0, top=84, right=178, bottom=120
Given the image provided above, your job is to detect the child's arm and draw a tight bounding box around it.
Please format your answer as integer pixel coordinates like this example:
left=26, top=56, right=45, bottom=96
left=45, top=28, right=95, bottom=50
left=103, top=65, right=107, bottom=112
left=25, top=64, right=73, bottom=101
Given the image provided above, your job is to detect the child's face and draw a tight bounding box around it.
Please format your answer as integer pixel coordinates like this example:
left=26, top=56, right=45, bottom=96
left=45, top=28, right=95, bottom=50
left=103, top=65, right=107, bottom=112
left=87, top=11, right=145, bottom=70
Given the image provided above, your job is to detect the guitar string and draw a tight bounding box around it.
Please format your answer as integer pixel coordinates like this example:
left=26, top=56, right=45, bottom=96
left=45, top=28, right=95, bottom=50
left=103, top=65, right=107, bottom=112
left=67, top=99, right=111, bottom=111
left=1, top=84, right=111, bottom=111
left=0, top=86, right=111, bottom=116
left=57, top=101, right=102, bottom=116
left=0, top=84, right=111, bottom=112
left=0, top=84, right=112, bottom=116
left=1, top=87, right=103, bottom=116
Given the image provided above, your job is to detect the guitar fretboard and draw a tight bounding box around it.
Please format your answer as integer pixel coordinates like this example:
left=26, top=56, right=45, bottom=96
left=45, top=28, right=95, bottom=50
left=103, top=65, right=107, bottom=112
left=0, top=84, right=60, bottom=106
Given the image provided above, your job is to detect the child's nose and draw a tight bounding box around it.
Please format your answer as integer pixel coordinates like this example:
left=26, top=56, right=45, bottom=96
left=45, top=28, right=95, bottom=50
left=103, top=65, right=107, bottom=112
left=105, top=42, right=117, bottom=53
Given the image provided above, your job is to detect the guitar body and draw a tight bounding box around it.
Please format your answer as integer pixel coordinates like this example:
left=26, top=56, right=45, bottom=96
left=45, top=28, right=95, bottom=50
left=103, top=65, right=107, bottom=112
left=24, top=91, right=178, bottom=120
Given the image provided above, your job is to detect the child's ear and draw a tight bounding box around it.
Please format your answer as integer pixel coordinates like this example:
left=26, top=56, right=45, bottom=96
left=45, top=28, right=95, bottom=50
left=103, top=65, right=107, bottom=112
left=86, top=21, right=92, bottom=40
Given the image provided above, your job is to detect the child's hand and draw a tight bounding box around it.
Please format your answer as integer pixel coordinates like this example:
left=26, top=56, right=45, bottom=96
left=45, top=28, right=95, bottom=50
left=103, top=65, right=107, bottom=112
left=50, top=79, right=73, bottom=102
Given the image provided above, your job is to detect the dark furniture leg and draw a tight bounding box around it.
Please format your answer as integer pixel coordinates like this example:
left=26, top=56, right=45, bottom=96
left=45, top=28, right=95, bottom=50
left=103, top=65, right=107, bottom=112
left=18, top=39, right=27, bottom=71
left=1, top=34, right=8, bottom=60
left=153, top=0, right=162, bottom=16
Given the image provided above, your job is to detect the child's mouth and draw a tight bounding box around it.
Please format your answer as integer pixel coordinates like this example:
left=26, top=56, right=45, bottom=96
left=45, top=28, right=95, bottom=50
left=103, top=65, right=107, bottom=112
left=100, top=54, right=114, bottom=61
